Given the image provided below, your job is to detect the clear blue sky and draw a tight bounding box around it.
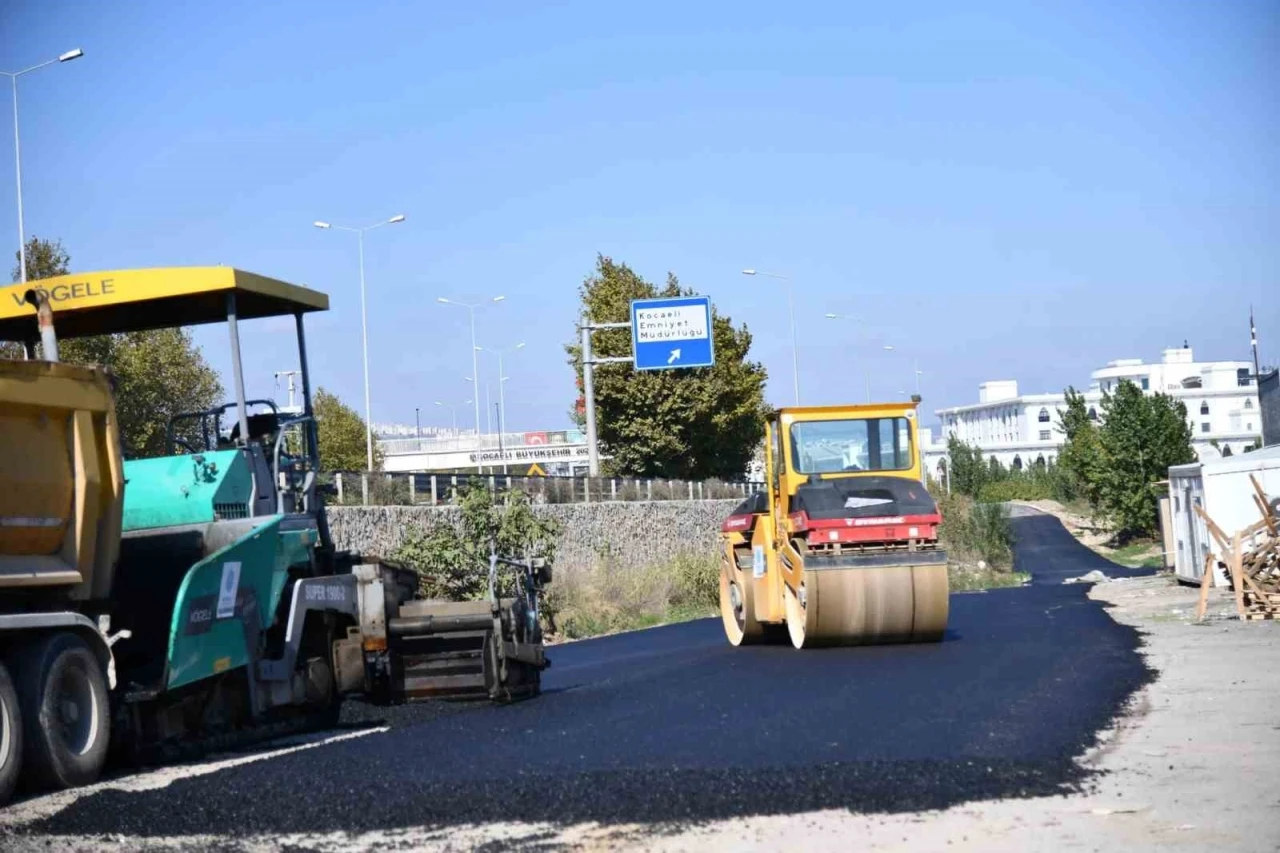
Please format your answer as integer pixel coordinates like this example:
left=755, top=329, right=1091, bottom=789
left=3, top=1, right=1276, bottom=432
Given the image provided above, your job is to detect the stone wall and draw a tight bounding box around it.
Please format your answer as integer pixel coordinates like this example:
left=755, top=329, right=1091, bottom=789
left=326, top=500, right=739, bottom=574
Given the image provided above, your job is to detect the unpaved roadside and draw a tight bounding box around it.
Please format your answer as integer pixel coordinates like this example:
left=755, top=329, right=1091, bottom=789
left=4, top=573, right=1275, bottom=852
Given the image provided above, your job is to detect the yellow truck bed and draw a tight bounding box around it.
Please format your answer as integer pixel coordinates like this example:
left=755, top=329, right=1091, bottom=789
left=0, top=359, right=124, bottom=597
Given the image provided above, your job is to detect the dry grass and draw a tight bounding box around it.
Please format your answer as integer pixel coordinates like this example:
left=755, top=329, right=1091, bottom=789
left=546, top=550, right=720, bottom=640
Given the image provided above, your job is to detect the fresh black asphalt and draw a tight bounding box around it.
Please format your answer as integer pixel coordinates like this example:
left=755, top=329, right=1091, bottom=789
left=23, top=511, right=1155, bottom=837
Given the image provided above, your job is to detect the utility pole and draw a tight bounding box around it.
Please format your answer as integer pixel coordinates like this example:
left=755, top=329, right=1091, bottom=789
left=415, top=407, right=421, bottom=439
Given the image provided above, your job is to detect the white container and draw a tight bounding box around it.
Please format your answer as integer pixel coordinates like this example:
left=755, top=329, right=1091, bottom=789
left=1168, top=445, right=1280, bottom=585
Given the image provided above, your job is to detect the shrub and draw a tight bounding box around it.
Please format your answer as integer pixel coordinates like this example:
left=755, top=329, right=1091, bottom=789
left=389, top=483, right=560, bottom=602
left=977, top=479, right=1052, bottom=503
left=936, top=491, right=1014, bottom=571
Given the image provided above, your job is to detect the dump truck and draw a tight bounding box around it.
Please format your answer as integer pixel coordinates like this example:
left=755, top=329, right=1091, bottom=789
left=0, top=268, right=550, bottom=805
left=719, top=402, right=949, bottom=648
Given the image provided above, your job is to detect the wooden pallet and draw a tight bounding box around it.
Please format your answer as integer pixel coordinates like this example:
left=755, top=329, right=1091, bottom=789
left=1194, top=475, right=1279, bottom=623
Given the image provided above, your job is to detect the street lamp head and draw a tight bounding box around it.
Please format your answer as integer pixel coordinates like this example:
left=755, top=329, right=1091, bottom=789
left=433, top=401, right=444, bottom=406
left=313, top=221, right=331, bottom=229
left=492, top=295, right=506, bottom=303
left=741, top=269, right=757, bottom=276
left=59, top=49, right=84, bottom=62
left=824, top=313, right=839, bottom=319
left=515, top=342, right=526, bottom=350
left=463, top=399, right=473, bottom=405
left=474, top=346, right=483, bottom=351
left=883, top=345, right=895, bottom=351
left=436, top=297, right=450, bottom=304
left=388, top=214, right=406, bottom=224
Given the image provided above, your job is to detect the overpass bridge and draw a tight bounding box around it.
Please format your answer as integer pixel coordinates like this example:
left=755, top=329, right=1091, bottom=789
left=378, top=429, right=591, bottom=473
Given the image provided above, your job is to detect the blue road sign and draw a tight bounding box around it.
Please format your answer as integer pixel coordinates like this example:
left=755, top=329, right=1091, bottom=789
left=630, top=296, right=715, bottom=371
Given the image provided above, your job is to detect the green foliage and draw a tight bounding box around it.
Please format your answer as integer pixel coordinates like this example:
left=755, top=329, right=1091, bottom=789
left=7, top=237, right=222, bottom=458
left=12, top=233, right=69, bottom=283
left=1055, top=387, right=1104, bottom=506
left=79, top=331, right=223, bottom=458
left=565, top=255, right=770, bottom=479
left=1055, top=380, right=1195, bottom=537
left=1093, top=380, right=1195, bottom=537
left=935, top=489, right=1014, bottom=571
left=946, top=435, right=990, bottom=497
left=389, top=484, right=560, bottom=601
left=977, top=478, right=1052, bottom=503
left=314, top=387, right=383, bottom=471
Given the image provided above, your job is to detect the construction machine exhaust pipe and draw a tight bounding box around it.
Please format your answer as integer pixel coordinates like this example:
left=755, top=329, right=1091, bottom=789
left=23, top=289, right=59, bottom=362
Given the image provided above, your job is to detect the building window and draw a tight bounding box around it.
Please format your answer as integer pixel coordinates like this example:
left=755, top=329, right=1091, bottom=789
left=1201, top=422, right=1210, bottom=433
left=1088, top=407, right=1098, bottom=421
left=1141, top=377, right=1149, bottom=390
left=1174, top=496, right=1180, bottom=512
left=1037, top=407, right=1050, bottom=423
left=1238, top=367, right=1251, bottom=387
left=1199, top=401, right=1209, bottom=416
left=1247, top=423, right=1253, bottom=431
left=1039, top=430, right=1051, bottom=441
left=1034, top=455, right=1046, bottom=469
left=1012, top=455, right=1023, bottom=471
left=1245, top=398, right=1253, bottom=409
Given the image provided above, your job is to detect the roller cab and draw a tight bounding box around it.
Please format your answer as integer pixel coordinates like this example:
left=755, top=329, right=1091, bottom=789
left=719, top=401, right=949, bottom=649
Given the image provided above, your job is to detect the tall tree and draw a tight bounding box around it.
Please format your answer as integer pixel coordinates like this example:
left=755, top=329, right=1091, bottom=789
left=8, top=237, right=223, bottom=457
left=1095, top=380, right=1195, bottom=537
left=565, top=255, right=769, bottom=479
left=945, top=435, right=989, bottom=497
left=1055, top=386, right=1105, bottom=507
left=314, top=387, right=382, bottom=471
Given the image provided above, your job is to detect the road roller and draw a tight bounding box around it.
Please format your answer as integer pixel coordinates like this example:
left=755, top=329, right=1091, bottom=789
left=719, top=401, right=949, bottom=649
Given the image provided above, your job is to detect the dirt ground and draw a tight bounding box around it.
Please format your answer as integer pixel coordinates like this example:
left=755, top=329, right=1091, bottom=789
left=5, top=572, right=1275, bottom=852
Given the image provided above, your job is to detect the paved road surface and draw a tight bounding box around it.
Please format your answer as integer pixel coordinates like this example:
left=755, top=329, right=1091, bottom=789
left=16, top=511, right=1154, bottom=839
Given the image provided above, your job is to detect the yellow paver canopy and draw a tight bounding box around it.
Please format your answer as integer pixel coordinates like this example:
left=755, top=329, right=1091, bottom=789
left=0, top=267, right=328, bottom=342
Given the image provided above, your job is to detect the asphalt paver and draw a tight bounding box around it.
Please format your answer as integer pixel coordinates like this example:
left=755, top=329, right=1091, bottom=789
left=22, top=511, right=1155, bottom=836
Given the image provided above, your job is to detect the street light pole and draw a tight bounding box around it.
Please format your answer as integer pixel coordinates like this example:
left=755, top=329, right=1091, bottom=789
left=4, top=48, right=85, bottom=284
left=415, top=407, right=420, bottom=439
left=825, top=313, right=892, bottom=403
left=477, top=342, right=525, bottom=474
left=438, top=295, right=505, bottom=437
left=742, top=269, right=800, bottom=406
left=313, top=213, right=406, bottom=470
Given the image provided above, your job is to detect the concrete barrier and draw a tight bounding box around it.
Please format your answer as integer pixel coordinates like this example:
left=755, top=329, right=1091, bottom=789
left=327, top=500, right=739, bottom=574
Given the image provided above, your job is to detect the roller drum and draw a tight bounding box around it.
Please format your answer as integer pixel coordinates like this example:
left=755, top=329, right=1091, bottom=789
left=719, top=545, right=765, bottom=646
left=785, top=556, right=950, bottom=649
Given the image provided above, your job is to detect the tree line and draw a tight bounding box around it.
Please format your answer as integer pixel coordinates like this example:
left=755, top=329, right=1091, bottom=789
left=946, top=380, right=1196, bottom=538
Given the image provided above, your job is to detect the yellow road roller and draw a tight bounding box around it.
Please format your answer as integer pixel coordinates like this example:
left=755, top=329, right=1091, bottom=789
left=719, top=401, right=949, bottom=648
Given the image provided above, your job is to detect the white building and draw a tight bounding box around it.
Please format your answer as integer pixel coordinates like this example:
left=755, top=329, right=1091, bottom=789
left=922, top=346, right=1262, bottom=482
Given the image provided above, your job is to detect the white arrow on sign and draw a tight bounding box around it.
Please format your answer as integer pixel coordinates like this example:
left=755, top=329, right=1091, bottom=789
left=668, top=349, right=681, bottom=364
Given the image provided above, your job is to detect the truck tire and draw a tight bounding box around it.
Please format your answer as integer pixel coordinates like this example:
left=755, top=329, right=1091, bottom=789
left=0, top=660, right=22, bottom=805
left=14, top=633, right=110, bottom=792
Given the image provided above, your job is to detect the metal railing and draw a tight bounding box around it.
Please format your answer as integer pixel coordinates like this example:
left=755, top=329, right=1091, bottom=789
left=319, top=472, right=765, bottom=506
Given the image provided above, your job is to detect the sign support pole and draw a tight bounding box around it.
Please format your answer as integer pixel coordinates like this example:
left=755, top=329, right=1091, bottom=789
left=582, top=315, right=599, bottom=476
left=580, top=315, right=632, bottom=477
